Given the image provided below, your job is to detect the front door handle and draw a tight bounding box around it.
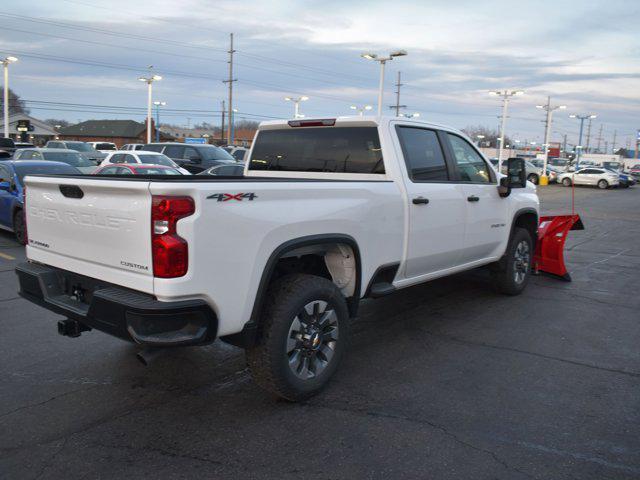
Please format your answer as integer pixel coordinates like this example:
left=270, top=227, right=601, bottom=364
left=467, top=195, right=480, bottom=202
left=412, top=197, right=429, bottom=205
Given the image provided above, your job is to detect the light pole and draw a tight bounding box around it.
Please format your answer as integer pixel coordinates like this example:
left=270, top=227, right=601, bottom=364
left=153, top=101, right=166, bottom=142
left=489, top=89, right=524, bottom=171
left=569, top=114, right=596, bottom=169
left=350, top=105, right=372, bottom=116
left=284, top=96, right=308, bottom=119
left=2, top=56, right=18, bottom=139
left=535, top=97, right=566, bottom=185
left=361, top=50, right=408, bottom=116
left=138, top=68, right=162, bottom=144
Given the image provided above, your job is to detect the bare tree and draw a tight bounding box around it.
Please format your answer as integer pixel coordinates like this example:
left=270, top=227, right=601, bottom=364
left=0, top=89, right=29, bottom=115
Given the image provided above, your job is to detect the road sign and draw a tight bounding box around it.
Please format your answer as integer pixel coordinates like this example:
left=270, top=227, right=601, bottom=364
left=184, top=137, right=206, bottom=144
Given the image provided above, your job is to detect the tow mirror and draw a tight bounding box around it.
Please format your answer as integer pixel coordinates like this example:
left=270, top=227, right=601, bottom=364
left=497, top=157, right=527, bottom=198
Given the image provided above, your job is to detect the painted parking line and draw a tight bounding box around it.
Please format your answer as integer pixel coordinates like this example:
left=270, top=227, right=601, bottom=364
left=0, top=252, right=16, bottom=261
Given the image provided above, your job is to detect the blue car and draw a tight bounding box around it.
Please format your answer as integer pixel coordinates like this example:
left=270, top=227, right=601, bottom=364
left=0, top=161, right=80, bottom=244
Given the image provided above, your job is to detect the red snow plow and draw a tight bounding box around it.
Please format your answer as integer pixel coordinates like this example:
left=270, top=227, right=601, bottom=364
left=534, top=214, right=584, bottom=281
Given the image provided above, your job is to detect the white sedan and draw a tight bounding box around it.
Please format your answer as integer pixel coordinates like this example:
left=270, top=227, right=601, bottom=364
left=557, top=167, right=619, bottom=189
left=101, top=150, right=191, bottom=174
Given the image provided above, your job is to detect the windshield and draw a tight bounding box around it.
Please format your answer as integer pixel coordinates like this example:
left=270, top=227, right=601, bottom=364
left=66, top=142, right=96, bottom=152
left=199, top=145, right=236, bottom=161
left=42, top=151, right=94, bottom=167
left=138, top=154, right=175, bottom=167
left=15, top=163, right=80, bottom=181
left=136, top=167, right=181, bottom=175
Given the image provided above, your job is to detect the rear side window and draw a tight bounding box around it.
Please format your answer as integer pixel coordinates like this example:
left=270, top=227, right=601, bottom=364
left=249, top=127, right=384, bottom=174
left=142, top=144, right=165, bottom=153
left=396, top=127, right=449, bottom=181
left=110, top=154, right=126, bottom=164
left=163, top=145, right=185, bottom=158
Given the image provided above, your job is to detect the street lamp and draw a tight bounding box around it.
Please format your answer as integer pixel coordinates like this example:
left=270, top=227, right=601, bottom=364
left=569, top=113, right=597, bottom=169
left=284, top=96, right=308, bottom=119
left=489, top=89, right=524, bottom=171
left=361, top=50, right=408, bottom=116
left=138, top=67, right=162, bottom=144
left=535, top=97, right=566, bottom=184
left=2, top=56, right=18, bottom=139
left=350, top=104, right=372, bottom=116
left=153, top=101, right=166, bottom=142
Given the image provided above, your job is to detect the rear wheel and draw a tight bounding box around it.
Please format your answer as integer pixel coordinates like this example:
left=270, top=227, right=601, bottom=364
left=491, top=227, right=533, bottom=296
left=527, top=173, right=539, bottom=185
left=246, top=274, right=350, bottom=401
left=597, top=179, right=608, bottom=189
left=562, top=177, right=572, bottom=187
left=13, top=210, right=26, bottom=245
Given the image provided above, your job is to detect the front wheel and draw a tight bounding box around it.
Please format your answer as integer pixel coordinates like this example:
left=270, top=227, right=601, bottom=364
left=13, top=210, right=26, bottom=245
left=597, top=179, right=608, bottom=189
left=562, top=177, right=572, bottom=187
left=490, top=227, right=533, bottom=295
left=246, top=274, right=350, bottom=401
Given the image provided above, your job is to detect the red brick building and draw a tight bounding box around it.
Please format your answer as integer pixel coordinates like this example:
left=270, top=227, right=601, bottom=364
left=58, top=119, right=173, bottom=147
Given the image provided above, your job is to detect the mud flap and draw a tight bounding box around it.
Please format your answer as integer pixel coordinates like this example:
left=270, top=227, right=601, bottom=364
left=533, top=214, right=584, bottom=281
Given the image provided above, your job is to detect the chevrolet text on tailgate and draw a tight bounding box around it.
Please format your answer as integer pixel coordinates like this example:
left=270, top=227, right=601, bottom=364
left=17, top=116, right=539, bottom=401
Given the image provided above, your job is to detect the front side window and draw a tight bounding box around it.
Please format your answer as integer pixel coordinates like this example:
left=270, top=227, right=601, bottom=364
left=110, top=154, right=125, bottom=164
left=447, top=134, right=492, bottom=183
left=249, top=126, right=384, bottom=174
left=122, top=154, right=137, bottom=164
left=396, top=127, right=448, bottom=181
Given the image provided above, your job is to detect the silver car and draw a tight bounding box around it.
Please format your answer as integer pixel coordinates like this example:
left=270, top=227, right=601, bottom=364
left=13, top=148, right=98, bottom=174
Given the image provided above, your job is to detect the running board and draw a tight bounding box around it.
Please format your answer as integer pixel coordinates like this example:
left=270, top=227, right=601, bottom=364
left=369, top=282, right=396, bottom=298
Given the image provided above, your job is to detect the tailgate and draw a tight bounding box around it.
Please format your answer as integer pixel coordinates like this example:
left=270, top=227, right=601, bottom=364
left=25, top=176, right=154, bottom=294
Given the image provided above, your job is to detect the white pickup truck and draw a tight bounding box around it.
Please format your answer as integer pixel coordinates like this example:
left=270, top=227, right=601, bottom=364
left=17, top=116, right=539, bottom=401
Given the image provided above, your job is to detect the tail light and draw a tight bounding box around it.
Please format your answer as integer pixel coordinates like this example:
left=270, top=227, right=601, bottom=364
left=151, top=196, right=195, bottom=278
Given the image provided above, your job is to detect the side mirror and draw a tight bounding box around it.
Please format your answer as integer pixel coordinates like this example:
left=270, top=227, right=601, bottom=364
left=507, top=157, right=527, bottom=188
left=497, top=158, right=527, bottom=198
left=0, top=181, right=10, bottom=191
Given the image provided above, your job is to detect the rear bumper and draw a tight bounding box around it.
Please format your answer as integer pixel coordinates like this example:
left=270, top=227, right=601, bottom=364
left=16, top=262, right=217, bottom=346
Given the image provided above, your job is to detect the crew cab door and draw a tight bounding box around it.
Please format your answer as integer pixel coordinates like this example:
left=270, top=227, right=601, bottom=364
left=395, top=126, right=466, bottom=278
left=443, top=133, right=508, bottom=263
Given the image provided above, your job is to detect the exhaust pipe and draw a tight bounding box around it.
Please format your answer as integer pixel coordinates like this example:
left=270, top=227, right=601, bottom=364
left=136, top=348, right=167, bottom=366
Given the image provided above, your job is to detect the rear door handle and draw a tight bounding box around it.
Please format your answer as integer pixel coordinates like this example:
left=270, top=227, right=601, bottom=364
left=412, top=197, right=429, bottom=205
left=467, top=195, right=480, bottom=202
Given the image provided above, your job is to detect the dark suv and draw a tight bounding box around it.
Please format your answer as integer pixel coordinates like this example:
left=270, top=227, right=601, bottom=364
left=142, top=142, right=237, bottom=173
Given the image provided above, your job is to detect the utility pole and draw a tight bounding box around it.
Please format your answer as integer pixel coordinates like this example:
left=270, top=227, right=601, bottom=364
left=393, top=71, right=405, bottom=116
left=223, top=33, right=237, bottom=145
left=563, top=134, right=568, bottom=153
left=585, top=116, right=593, bottom=153
left=596, top=124, right=603, bottom=152
left=536, top=96, right=566, bottom=184
left=490, top=90, right=524, bottom=171
left=220, top=100, right=226, bottom=143
left=612, top=130, right=617, bottom=153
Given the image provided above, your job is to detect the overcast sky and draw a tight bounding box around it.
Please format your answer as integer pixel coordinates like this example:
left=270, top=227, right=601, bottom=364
left=1, top=0, right=638, bottom=148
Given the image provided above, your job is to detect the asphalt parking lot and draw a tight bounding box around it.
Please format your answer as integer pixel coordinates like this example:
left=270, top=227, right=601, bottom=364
left=1, top=184, right=639, bottom=479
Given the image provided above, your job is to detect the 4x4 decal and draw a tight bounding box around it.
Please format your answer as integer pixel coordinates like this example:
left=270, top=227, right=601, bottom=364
left=207, top=193, right=257, bottom=202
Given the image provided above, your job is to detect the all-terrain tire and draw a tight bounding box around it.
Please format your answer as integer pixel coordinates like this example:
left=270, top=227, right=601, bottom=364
left=246, top=274, right=350, bottom=401
left=490, top=227, right=533, bottom=296
left=13, top=209, right=26, bottom=245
